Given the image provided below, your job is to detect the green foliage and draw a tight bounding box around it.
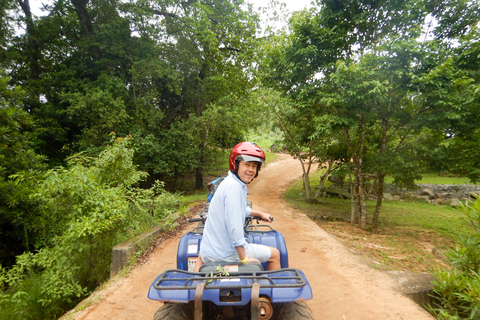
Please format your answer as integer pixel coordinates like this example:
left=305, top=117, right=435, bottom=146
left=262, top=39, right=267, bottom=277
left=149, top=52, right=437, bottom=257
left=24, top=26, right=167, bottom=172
left=61, top=75, right=131, bottom=154
left=285, top=168, right=470, bottom=238
left=0, top=79, right=47, bottom=266
left=429, top=199, right=480, bottom=319
left=429, top=268, right=480, bottom=320
left=427, top=0, right=480, bottom=40
left=132, top=120, right=200, bottom=183
left=0, top=136, right=182, bottom=320
left=385, top=173, right=475, bottom=185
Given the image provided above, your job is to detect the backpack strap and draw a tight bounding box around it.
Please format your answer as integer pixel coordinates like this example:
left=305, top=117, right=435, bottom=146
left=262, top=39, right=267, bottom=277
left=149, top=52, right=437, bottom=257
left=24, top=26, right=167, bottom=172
left=207, top=176, right=226, bottom=202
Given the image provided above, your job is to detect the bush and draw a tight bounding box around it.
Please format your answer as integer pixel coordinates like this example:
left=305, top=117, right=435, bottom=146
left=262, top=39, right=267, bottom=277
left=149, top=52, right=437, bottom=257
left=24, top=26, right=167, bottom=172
left=429, top=198, right=480, bottom=319
left=0, top=136, right=182, bottom=320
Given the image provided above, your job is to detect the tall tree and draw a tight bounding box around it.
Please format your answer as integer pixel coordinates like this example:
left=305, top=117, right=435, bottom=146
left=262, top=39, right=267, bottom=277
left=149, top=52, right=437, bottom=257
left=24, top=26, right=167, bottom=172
left=260, top=1, right=430, bottom=228
left=0, top=75, right=46, bottom=267
left=2, top=0, right=261, bottom=183
left=132, top=0, right=259, bottom=188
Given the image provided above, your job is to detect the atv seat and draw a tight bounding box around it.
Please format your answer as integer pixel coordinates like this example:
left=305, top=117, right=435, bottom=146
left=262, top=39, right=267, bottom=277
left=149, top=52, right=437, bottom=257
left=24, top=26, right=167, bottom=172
left=199, top=262, right=264, bottom=274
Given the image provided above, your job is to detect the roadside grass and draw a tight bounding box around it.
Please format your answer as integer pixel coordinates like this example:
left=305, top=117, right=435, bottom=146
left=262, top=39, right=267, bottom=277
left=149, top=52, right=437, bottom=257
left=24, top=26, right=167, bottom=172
left=387, top=172, right=475, bottom=185
left=284, top=171, right=473, bottom=273
left=247, top=129, right=282, bottom=151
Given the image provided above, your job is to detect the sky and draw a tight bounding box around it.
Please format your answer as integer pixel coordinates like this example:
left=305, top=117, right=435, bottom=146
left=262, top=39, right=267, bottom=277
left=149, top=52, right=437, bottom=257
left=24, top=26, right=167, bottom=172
left=252, top=0, right=314, bottom=12
left=249, top=0, right=315, bottom=34
left=30, top=0, right=315, bottom=15
left=29, top=0, right=316, bottom=35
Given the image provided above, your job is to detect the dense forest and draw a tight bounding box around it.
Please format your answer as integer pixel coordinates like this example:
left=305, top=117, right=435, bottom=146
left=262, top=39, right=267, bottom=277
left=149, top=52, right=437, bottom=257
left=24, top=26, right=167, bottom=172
left=0, top=0, right=479, bottom=319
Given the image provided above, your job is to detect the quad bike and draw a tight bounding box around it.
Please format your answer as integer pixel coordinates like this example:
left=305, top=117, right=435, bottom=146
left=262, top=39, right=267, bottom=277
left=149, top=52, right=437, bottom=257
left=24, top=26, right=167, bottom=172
left=148, top=214, right=313, bottom=320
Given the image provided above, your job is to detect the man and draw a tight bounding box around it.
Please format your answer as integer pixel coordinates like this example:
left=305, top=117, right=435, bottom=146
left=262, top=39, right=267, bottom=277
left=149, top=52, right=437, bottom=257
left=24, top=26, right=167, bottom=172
left=194, top=142, right=280, bottom=271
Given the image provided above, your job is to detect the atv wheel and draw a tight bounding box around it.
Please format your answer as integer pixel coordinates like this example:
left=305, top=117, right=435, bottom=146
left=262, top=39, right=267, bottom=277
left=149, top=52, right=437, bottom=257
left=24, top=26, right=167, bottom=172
left=274, top=301, right=313, bottom=320
left=153, top=302, right=193, bottom=320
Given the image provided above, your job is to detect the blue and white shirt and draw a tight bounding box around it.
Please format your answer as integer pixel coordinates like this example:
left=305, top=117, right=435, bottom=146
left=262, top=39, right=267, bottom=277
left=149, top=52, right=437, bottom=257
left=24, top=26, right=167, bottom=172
left=200, top=171, right=252, bottom=260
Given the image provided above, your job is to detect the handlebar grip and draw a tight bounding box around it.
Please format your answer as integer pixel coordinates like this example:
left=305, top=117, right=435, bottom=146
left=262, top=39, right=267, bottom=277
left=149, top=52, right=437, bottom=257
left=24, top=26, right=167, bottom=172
left=187, top=218, right=204, bottom=223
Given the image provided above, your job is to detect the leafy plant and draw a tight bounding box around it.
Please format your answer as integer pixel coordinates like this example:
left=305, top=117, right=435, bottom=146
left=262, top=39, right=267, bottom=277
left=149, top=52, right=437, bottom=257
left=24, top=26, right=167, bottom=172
left=429, top=198, right=480, bottom=319
left=0, top=136, right=182, bottom=320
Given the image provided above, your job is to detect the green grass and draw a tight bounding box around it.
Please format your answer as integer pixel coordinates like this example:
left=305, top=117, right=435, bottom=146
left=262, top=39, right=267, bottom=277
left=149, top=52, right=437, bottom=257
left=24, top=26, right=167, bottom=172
left=283, top=168, right=475, bottom=272
left=379, top=201, right=471, bottom=238
left=246, top=129, right=282, bottom=151
left=180, top=191, right=209, bottom=204
left=385, top=173, right=475, bottom=185
left=285, top=170, right=471, bottom=239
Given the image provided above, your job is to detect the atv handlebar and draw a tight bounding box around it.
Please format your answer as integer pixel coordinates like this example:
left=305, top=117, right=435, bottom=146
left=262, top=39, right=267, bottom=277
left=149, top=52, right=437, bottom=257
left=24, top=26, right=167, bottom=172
left=189, top=216, right=274, bottom=224
left=248, top=216, right=275, bottom=223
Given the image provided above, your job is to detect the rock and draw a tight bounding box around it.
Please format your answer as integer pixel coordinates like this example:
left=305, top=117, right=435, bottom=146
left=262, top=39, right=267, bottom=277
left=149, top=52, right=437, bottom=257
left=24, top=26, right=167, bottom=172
left=417, top=195, right=430, bottom=202
left=421, top=188, right=435, bottom=200
left=328, top=174, right=345, bottom=187
left=450, top=199, right=462, bottom=208
left=383, top=193, right=394, bottom=201
left=326, top=185, right=351, bottom=199
left=469, top=191, right=480, bottom=200
left=393, top=195, right=401, bottom=201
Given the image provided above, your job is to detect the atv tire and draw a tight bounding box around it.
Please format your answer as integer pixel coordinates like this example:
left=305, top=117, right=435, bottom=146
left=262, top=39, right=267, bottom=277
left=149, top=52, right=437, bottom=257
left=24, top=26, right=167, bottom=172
left=153, top=302, right=193, bottom=320
left=274, top=301, right=314, bottom=320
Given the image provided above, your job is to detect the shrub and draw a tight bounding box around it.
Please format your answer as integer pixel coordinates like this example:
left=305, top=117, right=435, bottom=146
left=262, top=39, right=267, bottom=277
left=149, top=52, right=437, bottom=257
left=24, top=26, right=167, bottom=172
left=0, top=136, right=182, bottom=320
left=429, top=198, right=480, bottom=319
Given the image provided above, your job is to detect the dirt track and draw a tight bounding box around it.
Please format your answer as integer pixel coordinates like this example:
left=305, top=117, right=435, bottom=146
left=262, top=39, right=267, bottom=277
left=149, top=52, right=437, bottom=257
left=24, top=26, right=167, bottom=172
left=61, top=154, right=434, bottom=320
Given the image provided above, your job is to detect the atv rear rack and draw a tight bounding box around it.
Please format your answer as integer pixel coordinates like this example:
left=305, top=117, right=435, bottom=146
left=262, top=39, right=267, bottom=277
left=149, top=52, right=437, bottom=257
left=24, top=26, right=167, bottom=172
left=153, top=268, right=306, bottom=290
left=148, top=268, right=312, bottom=305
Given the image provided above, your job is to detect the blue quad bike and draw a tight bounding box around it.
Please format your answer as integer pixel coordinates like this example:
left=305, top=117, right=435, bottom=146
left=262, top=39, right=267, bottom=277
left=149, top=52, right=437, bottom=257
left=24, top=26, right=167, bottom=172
left=148, top=214, right=314, bottom=320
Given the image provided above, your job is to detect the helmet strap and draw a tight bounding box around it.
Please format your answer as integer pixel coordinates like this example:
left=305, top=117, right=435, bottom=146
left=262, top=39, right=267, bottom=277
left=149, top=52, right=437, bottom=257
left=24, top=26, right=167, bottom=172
left=232, top=159, right=241, bottom=181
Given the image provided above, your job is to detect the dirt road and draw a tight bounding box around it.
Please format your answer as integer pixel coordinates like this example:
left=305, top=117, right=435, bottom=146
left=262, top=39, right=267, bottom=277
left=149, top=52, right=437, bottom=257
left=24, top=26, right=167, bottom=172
left=61, top=154, right=434, bottom=320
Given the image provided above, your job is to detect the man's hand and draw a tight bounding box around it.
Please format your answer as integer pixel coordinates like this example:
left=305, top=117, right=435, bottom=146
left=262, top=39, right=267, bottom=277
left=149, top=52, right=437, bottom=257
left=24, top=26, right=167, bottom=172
left=247, top=257, right=260, bottom=263
left=250, top=209, right=274, bottom=223
left=260, top=212, right=274, bottom=223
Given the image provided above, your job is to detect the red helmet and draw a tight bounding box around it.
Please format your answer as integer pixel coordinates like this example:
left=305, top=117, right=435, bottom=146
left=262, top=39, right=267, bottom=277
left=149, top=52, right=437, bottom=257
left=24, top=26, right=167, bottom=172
left=229, top=142, right=265, bottom=176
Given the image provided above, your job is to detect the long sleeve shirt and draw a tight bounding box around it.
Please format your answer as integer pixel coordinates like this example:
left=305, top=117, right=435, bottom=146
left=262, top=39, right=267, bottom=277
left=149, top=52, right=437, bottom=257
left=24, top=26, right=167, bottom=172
left=199, top=171, right=252, bottom=260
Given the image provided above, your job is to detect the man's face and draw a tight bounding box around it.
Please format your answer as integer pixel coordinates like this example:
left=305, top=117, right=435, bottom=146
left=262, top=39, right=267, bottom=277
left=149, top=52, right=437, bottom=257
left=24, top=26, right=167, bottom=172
left=237, top=161, right=258, bottom=184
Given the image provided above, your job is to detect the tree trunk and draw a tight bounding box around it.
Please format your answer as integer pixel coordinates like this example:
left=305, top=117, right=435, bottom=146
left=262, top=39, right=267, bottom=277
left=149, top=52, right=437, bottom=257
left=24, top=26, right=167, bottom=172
left=17, top=0, right=41, bottom=110
left=345, top=114, right=367, bottom=229
left=194, top=127, right=206, bottom=190
left=358, top=114, right=367, bottom=229
left=372, top=118, right=388, bottom=231
left=195, top=166, right=203, bottom=190
left=71, top=0, right=95, bottom=37
left=349, top=170, right=356, bottom=224
left=353, top=157, right=366, bottom=229
left=70, top=0, right=100, bottom=59
left=314, top=160, right=332, bottom=199
left=372, top=173, right=385, bottom=231
left=297, top=155, right=311, bottom=201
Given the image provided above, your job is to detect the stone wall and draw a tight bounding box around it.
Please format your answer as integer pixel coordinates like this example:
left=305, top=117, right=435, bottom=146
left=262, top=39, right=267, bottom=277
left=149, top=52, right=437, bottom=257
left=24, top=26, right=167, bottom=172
left=383, top=183, right=480, bottom=206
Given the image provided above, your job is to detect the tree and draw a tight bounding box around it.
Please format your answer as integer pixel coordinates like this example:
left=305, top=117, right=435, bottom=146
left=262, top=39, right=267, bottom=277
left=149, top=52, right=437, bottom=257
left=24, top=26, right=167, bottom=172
left=412, top=46, right=480, bottom=182
left=2, top=0, right=262, bottom=185
left=259, top=1, right=430, bottom=228
left=136, top=0, right=259, bottom=188
left=0, top=75, right=46, bottom=267
left=0, top=136, right=183, bottom=319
